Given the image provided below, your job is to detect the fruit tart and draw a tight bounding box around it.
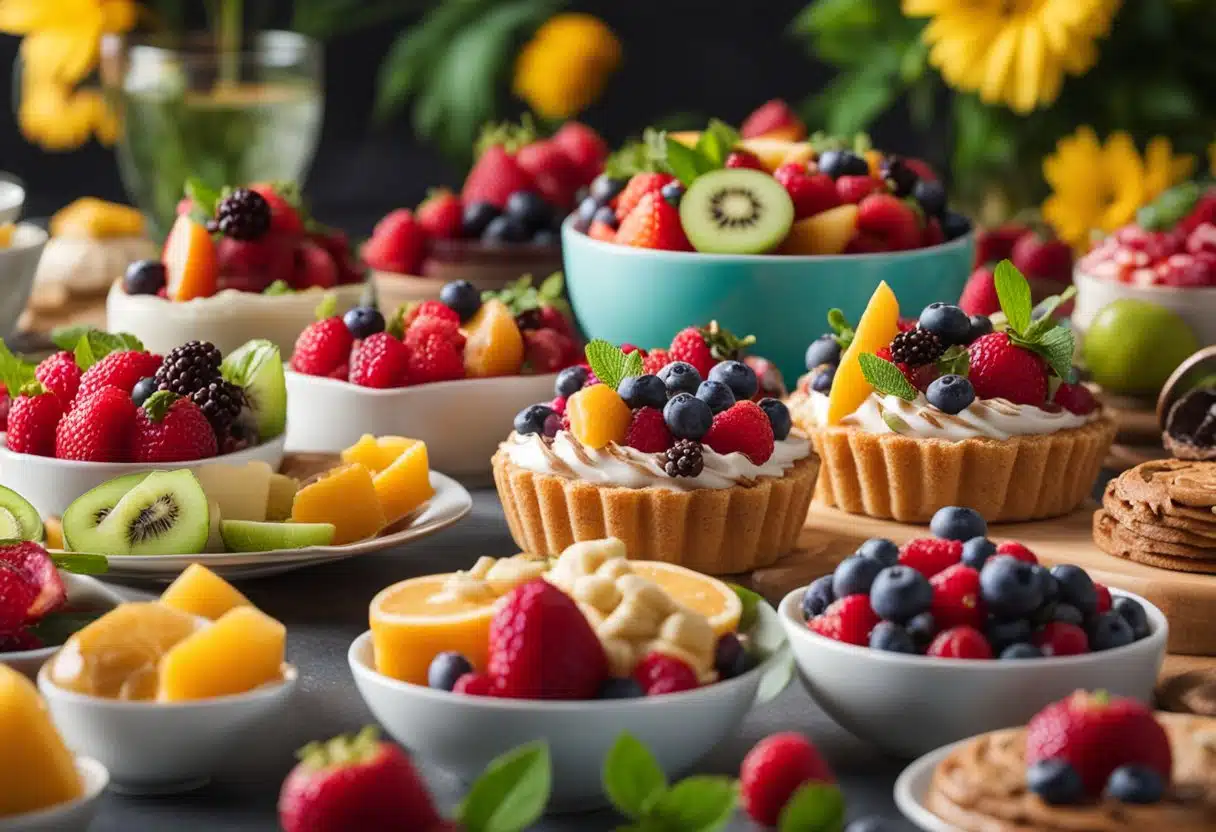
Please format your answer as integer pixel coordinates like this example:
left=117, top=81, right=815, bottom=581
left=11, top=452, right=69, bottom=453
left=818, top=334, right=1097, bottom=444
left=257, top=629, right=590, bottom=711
left=788, top=260, right=1116, bottom=523
left=493, top=331, right=818, bottom=574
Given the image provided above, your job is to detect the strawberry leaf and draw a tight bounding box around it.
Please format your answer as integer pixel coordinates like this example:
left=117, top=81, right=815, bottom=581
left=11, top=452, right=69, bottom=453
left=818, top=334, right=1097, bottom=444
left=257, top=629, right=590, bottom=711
left=602, top=733, right=667, bottom=820
left=585, top=340, right=641, bottom=390
left=0, top=340, right=36, bottom=398
left=778, top=783, right=845, bottom=832
left=185, top=178, right=221, bottom=219
left=385, top=304, right=407, bottom=339
left=993, top=259, right=1032, bottom=336
left=142, top=391, right=178, bottom=422
left=457, top=740, right=550, bottom=832
left=858, top=353, right=917, bottom=401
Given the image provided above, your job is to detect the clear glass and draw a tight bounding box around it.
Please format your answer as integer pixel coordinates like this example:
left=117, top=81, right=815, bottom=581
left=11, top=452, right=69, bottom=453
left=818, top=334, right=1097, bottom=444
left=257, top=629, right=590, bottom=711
left=102, top=31, right=324, bottom=238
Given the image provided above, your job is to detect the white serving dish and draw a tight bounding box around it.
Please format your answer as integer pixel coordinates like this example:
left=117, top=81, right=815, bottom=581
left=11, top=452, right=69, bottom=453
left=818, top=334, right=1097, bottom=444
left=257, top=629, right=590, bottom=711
left=105, top=280, right=364, bottom=356
left=0, top=756, right=108, bottom=832
left=0, top=434, right=286, bottom=519
left=0, top=223, right=48, bottom=340
left=38, top=662, right=298, bottom=794
left=778, top=587, right=1167, bottom=759
left=285, top=371, right=558, bottom=480
left=893, top=738, right=968, bottom=832
left=1072, top=267, right=1216, bottom=345
left=0, top=574, right=125, bottom=679
left=349, top=601, right=792, bottom=811
left=0, top=173, right=25, bottom=224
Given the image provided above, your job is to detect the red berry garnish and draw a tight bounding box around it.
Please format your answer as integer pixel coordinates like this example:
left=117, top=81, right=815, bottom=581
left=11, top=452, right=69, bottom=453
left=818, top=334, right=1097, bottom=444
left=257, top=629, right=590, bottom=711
left=1034, top=621, right=1089, bottom=656
left=995, top=541, right=1038, bottom=564
left=740, top=733, right=835, bottom=826
left=898, top=538, right=963, bottom=578
left=927, top=626, right=993, bottom=659
left=929, top=564, right=984, bottom=630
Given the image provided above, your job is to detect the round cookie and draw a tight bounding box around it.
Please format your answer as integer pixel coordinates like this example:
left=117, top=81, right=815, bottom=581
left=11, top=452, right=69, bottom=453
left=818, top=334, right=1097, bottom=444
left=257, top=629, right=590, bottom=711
left=1115, top=459, right=1216, bottom=512
left=1094, top=510, right=1216, bottom=575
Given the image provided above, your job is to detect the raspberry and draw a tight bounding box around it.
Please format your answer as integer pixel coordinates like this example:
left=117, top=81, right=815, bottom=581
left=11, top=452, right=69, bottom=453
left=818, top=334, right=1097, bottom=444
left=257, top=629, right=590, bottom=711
left=702, top=401, right=775, bottom=464
left=927, top=626, right=993, bottom=659
left=967, top=332, right=1048, bottom=406
left=624, top=407, right=672, bottom=453
left=78, top=350, right=164, bottom=400
left=133, top=392, right=218, bottom=462
left=898, top=538, right=963, bottom=578
left=740, top=733, right=835, bottom=826
left=620, top=343, right=644, bottom=355
left=668, top=327, right=715, bottom=378
left=523, top=328, right=573, bottom=373
left=404, top=300, right=461, bottom=329
left=0, top=630, right=42, bottom=652
left=642, top=348, right=671, bottom=376
left=291, top=318, right=355, bottom=378
left=6, top=389, right=64, bottom=457
left=662, top=438, right=704, bottom=477
left=1034, top=621, right=1089, bottom=657
left=0, top=389, right=10, bottom=431
left=807, top=613, right=840, bottom=640
left=55, top=387, right=136, bottom=462
left=1094, top=582, right=1112, bottom=614
left=405, top=332, right=465, bottom=386
left=214, top=187, right=271, bottom=240
left=549, top=396, right=567, bottom=415
left=995, top=541, right=1038, bottom=564
left=0, top=564, right=37, bottom=633
left=818, top=595, right=879, bottom=646
left=929, top=564, right=984, bottom=630
left=152, top=341, right=222, bottom=396
left=34, top=351, right=81, bottom=405
left=1052, top=382, right=1097, bottom=415
left=633, top=653, right=698, bottom=696
left=350, top=333, right=412, bottom=388
left=403, top=315, right=463, bottom=351
left=452, top=673, right=495, bottom=696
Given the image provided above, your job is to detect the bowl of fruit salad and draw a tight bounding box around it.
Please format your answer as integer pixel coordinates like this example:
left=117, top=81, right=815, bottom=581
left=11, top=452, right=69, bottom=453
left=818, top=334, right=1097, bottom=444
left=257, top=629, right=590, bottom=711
left=105, top=182, right=365, bottom=356
left=349, top=538, right=790, bottom=809
left=0, top=334, right=287, bottom=517
left=779, top=506, right=1167, bottom=758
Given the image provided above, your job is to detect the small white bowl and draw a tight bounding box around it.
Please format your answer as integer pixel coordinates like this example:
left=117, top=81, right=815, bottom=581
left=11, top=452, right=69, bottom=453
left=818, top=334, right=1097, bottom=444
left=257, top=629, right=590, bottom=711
left=106, top=280, right=365, bottom=356
left=0, top=756, right=108, bottom=832
left=778, top=587, right=1167, bottom=759
left=0, top=174, right=25, bottom=224
left=0, top=223, right=48, bottom=340
left=1072, top=267, right=1216, bottom=345
left=38, top=662, right=297, bottom=794
left=1, top=574, right=125, bottom=679
left=349, top=602, right=791, bottom=810
left=0, top=433, right=286, bottom=519
left=285, top=371, right=557, bottom=480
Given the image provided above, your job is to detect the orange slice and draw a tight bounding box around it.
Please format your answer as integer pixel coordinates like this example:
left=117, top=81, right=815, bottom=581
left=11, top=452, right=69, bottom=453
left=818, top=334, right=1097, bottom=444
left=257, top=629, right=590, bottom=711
left=631, top=561, right=743, bottom=636
left=827, top=280, right=900, bottom=424
left=164, top=214, right=218, bottom=301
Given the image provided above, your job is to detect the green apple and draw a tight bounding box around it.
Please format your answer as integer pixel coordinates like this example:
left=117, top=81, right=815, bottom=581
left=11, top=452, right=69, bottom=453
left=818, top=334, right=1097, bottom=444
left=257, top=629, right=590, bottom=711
left=1082, top=299, right=1200, bottom=395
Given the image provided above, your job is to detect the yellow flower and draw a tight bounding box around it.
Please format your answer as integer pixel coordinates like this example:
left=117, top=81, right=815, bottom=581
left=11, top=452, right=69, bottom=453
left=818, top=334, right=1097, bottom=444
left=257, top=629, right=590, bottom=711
left=903, top=0, right=1121, bottom=113
left=513, top=13, right=621, bottom=121
left=1042, top=127, right=1195, bottom=249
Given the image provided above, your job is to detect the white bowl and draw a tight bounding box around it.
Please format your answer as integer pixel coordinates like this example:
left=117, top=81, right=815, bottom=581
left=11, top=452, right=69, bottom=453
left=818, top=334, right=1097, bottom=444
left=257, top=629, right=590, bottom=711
left=38, top=662, right=297, bottom=794
left=0, top=756, right=108, bottom=832
left=778, top=587, right=1167, bottom=758
left=0, top=433, right=286, bottom=518
left=1072, top=268, right=1216, bottom=345
left=0, top=224, right=48, bottom=340
left=349, top=602, right=791, bottom=810
left=893, top=738, right=972, bottom=832
left=1, top=574, right=125, bottom=679
left=0, top=174, right=25, bottom=224
left=285, top=371, right=557, bottom=480
left=105, top=280, right=365, bottom=356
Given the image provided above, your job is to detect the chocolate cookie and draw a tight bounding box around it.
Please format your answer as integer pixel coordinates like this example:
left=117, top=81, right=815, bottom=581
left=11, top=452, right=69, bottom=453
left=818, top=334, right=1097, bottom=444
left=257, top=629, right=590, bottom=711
left=1113, top=459, right=1216, bottom=513
left=1094, top=510, right=1216, bottom=574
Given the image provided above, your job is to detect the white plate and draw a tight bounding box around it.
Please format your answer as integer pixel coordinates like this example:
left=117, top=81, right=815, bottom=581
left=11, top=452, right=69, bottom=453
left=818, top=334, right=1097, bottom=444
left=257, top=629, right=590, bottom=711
left=893, top=740, right=966, bottom=832
left=94, top=471, right=472, bottom=580
left=0, top=573, right=126, bottom=679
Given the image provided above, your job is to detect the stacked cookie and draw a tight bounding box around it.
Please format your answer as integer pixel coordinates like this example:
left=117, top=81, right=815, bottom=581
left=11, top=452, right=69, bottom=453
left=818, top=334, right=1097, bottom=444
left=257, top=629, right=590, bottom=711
left=1094, top=459, right=1216, bottom=574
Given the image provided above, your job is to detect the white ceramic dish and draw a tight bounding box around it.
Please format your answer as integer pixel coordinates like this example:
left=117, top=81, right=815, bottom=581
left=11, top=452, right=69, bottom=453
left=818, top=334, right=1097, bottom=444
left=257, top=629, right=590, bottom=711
left=285, top=370, right=558, bottom=480
left=97, top=470, right=471, bottom=580
left=38, top=662, right=298, bottom=794
left=105, top=280, right=365, bottom=356
left=349, top=601, right=791, bottom=811
left=778, top=587, right=1167, bottom=758
left=893, top=739, right=966, bottom=832
left=0, top=223, right=48, bottom=340
left=0, top=174, right=25, bottom=224
left=0, top=574, right=125, bottom=679
left=0, top=433, right=286, bottom=519
left=1072, top=267, right=1216, bottom=345
left=0, top=756, right=108, bottom=832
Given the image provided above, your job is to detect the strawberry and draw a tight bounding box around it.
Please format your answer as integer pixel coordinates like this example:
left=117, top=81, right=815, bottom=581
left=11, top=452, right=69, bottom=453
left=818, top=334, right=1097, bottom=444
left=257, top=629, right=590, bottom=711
left=1011, top=232, right=1074, bottom=284
left=1156, top=252, right=1216, bottom=287
left=632, top=653, right=698, bottom=696
left=1181, top=192, right=1216, bottom=234
left=740, top=733, right=834, bottom=827
left=835, top=175, right=882, bottom=205
left=291, top=318, right=355, bottom=378
left=0, top=630, right=42, bottom=652
left=1052, top=383, right=1097, bottom=415
left=133, top=392, right=217, bottom=462
left=642, top=348, right=672, bottom=376
left=0, top=565, right=37, bottom=634
left=702, top=401, right=774, bottom=464
left=615, top=192, right=691, bottom=251
left=405, top=327, right=466, bottom=386
left=1025, top=691, right=1172, bottom=797
left=624, top=407, right=672, bottom=452
left=995, top=541, right=1039, bottom=564
left=0, top=541, right=65, bottom=622
left=1033, top=621, right=1088, bottom=657
left=362, top=209, right=426, bottom=275
left=725, top=150, right=765, bottom=171
left=1094, top=583, right=1112, bottom=614
left=278, top=727, right=442, bottom=832
left=453, top=673, right=495, bottom=696
left=844, top=232, right=886, bottom=254
left=856, top=193, right=920, bottom=251
left=403, top=300, right=461, bottom=329
left=588, top=219, right=616, bottom=242
left=290, top=240, right=339, bottom=290
left=416, top=189, right=464, bottom=240
left=76, top=350, right=163, bottom=400
left=5, top=386, right=63, bottom=457
left=487, top=578, right=608, bottom=699
left=350, top=333, right=411, bottom=388
left=926, top=626, right=992, bottom=659
left=929, top=565, right=984, bottom=630
left=249, top=184, right=305, bottom=235
left=551, top=122, right=608, bottom=186
left=740, top=99, right=805, bottom=141
left=773, top=165, right=839, bottom=219
left=34, top=351, right=81, bottom=406
left=668, top=327, right=715, bottom=378
left=523, top=328, right=574, bottom=374
left=310, top=229, right=364, bottom=286
left=898, top=538, right=963, bottom=578
left=958, top=266, right=999, bottom=316
left=974, top=224, right=1030, bottom=267
left=0, top=389, right=10, bottom=431
left=461, top=144, right=534, bottom=209
left=55, top=387, right=136, bottom=462
left=817, top=595, right=879, bottom=645
left=967, top=332, right=1048, bottom=406
left=515, top=139, right=581, bottom=209
left=215, top=235, right=294, bottom=292
left=615, top=173, right=675, bottom=223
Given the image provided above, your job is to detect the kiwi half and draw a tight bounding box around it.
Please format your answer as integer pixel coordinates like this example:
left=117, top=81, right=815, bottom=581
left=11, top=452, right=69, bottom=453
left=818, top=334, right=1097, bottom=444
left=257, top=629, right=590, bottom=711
left=221, top=339, right=287, bottom=441
left=90, top=470, right=210, bottom=556
left=62, top=473, right=148, bottom=553
left=679, top=168, right=795, bottom=255
left=220, top=519, right=335, bottom=552
left=0, top=484, right=44, bottom=542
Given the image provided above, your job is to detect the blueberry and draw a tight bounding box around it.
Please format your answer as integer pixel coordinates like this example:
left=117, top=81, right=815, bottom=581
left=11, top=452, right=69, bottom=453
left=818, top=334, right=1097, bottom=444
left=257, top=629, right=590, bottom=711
left=906, top=612, right=937, bottom=647
left=532, top=229, right=559, bottom=246
left=131, top=377, right=158, bottom=407
left=817, top=150, right=869, bottom=179
left=708, top=360, right=758, bottom=401
left=918, top=302, right=972, bottom=346
left=1114, top=597, right=1151, bottom=640
left=1000, top=643, right=1043, bottom=660
left=482, top=214, right=528, bottom=243
left=1027, top=759, right=1085, bottom=805
left=1035, top=566, right=1059, bottom=606
left=758, top=398, right=792, bottom=440
left=461, top=201, right=499, bottom=237
left=514, top=404, right=555, bottom=436
left=714, top=633, right=757, bottom=678
left=858, top=538, right=900, bottom=567
left=695, top=381, right=735, bottom=414
left=805, top=335, right=841, bottom=370
left=598, top=678, right=645, bottom=699
left=1051, top=603, right=1084, bottom=627
left=576, top=195, right=600, bottom=227
left=504, top=191, right=553, bottom=232
left=618, top=374, right=667, bottom=409
left=811, top=364, right=836, bottom=393
left=658, top=361, right=702, bottom=396
left=833, top=555, right=884, bottom=599
left=123, top=260, right=166, bottom=295
left=869, top=621, right=916, bottom=653
left=1049, top=565, right=1097, bottom=617
left=967, top=315, right=993, bottom=343
left=801, top=575, right=835, bottom=619
left=986, top=617, right=1032, bottom=652
left=844, top=818, right=897, bottom=832
left=942, top=211, right=972, bottom=240
left=1089, top=611, right=1135, bottom=651
left=926, top=374, right=975, bottom=415
left=343, top=306, right=386, bottom=339
left=961, top=537, right=996, bottom=570
left=980, top=556, right=1045, bottom=619
left=660, top=181, right=684, bottom=206
left=590, top=174, right=626, bottom=204
left=1106, top=764, right=1165, bottom=804
left=428, top=651, right=473, bottom=691
left=555, top=366, right=588, bottom=398
left=869, top=565, right=933, bottom=623
left=929, top=506, right=987, bottom=542
left=592, top=205, right=618, bottom=229
left=912, top=179, right=947, bottom=217
left=438, top=280, right=481, bottom=323
left=663, top=393, right=713, bottom=440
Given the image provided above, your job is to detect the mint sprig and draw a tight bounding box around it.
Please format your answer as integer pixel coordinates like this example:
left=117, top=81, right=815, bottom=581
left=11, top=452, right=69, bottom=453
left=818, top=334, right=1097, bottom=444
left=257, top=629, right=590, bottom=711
left=857, top=353, right=917, bottom=401
left=992, top=259, right=1076, bottom=379
left=70, top=330, right=144, bottom=372
left=826, top=308, right=855, bottom=351
left=603, top=734, right=735, bottom=832
left=482, top=273, right=569, bottom=319
left=778, top=782, right=846, bottom=832
left=936, top=345, right=969, bottom=377
left=664, top=119, right=742, bottom=186
left=585, top=340, right=643, bottom=391
left=0, top=340, right=36, bottom=398
left=456, top=741, right=551, bottom=832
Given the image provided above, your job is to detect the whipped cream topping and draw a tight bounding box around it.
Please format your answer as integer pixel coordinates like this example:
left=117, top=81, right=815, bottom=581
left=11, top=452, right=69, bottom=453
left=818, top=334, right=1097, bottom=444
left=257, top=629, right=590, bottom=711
left=501, top=431, right=812, bottom=491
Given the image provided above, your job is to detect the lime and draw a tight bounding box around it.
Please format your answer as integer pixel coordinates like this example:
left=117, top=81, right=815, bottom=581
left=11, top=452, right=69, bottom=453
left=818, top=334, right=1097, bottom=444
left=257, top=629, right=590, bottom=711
left=1082, top=299, right=1200, bottom=395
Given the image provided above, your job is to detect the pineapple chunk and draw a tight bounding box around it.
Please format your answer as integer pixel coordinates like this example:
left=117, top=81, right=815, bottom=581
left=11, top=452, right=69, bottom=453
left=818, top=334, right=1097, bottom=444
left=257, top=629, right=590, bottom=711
left=161, top=564, right=252, bottom=621
left=158, top=607, right=286, bottom=702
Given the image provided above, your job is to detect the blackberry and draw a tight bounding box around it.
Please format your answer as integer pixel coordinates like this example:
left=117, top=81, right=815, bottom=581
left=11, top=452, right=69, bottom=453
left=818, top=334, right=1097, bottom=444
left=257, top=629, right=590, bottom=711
left=514, top=309, right=543, bottom=331
left=879, top=156, right=918, bottom=197
left=215, top=188, right=271, bottom=241
left=155, top=340, right=223, bottom=397
left=889, top=328, right=944, bottom=366
left=190, top=379, right=245, bottom=439
left=662, top=439, right=704, bottom=478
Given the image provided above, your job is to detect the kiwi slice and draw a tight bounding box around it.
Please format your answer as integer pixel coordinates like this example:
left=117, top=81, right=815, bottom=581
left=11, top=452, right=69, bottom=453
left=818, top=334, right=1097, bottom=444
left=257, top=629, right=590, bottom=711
left=62, top=473, right=148, bottom=553
left=220, top=519, right=335, bottom=552
left=90, top=470, right=210, bottom=556
left=221, top=339, right=287, bottom=441
left=679, top=168, right=795, bottom=254
left=0, top=484, right=44, bottom=542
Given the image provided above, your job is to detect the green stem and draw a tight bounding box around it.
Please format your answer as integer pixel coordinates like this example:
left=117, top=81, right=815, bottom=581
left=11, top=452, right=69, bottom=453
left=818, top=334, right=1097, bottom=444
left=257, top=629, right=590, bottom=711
left=218, top=0, right=243, bottom=88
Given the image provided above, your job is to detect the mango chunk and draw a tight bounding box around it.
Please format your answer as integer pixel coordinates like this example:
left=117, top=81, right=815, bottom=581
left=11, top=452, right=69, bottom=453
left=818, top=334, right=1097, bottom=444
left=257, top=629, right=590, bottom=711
left=373, top=443, right=433, bottom=524
left=0, top=665, right=83, bottom=817
left=462, top=299, right=524, bottom=378
left=568, top=384, right=631, bottom=449
left=50, top=197, right=145, bottom=239
left=158, top=607, right=286, bottom=702
left=827, top=280, right=900, bottom=425
left=160, top=564, right=252, bottom=621
left=290, top=464, right=386, bottom=544
left=341, top=435, right=419, bottom=473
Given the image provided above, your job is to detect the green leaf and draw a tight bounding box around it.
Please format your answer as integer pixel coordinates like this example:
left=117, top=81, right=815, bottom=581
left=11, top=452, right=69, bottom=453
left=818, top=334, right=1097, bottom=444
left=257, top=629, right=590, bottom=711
left=25, top=609, right=105, bottom=646
left=1021, top=285, right=1077, bottom=341
left=728, top=583, right=762, bottom=632
left=936, top=345, right=970, bottom=377
left=820, top=67, right=898, bottom=136
left=315, top=294, right=338, bottom=321
left=538, top=272, right=564, bottom=302
left=585, top=340, right=640, bottom=391
left=1015, top=326, right=1076, bottom=381
left=826, top=308, right=855, bottom=350
left=664, top=137, right=714, bottom=186
left=0, top=340, right=36, bottom=398
left=992, top=260, right=1032, bottom=336
left=695, top=119, right=740, bottom=169
left=185, top=178, right=222, bottom=218
left=263, top=280, right=294, bottom=296
left=49, top=325, right=92, bottom=352
left=67, top=330, right=143, bottom=373
left=457, top=741, right=551, bottom=832
left=790, top=0, right=879, bottom=36
left=602, top=733, right=667, bottom=820
left=49, top=553, right=108, bottom=575
left=857, top=353, right=917, bottom=401
left=778, top=783, right=846, bottom=832
left=647, top=776, right=737, bottom=832
left=1137, top=181, right=1202, bottom=231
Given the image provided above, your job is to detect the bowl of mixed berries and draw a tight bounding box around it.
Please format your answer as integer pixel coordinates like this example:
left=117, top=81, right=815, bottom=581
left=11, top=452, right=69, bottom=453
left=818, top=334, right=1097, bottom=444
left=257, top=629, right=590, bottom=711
left=106, top=181, right=366, bottom=357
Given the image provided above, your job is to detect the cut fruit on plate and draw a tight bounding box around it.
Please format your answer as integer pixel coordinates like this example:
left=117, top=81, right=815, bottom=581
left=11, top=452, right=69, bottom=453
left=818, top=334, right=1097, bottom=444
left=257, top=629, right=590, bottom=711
left=781, top=204, right=860, bottom=256
left=221, top=339, right=287, bottom=440
left=194, top=461, right=274, bottom=523
left=83, top=470, right=210, bottom=556
left=61, top=473, right=148, bottom=554
left=163, top=214, right=218, bottom=301
left=290, top=464, right=386, bottom=545
left=265, top=474, right=298, bottom=522
left=631, top=561, right=743, bottom=637
left=0, top=484, right=44, bottom=542
left=157, top=606, right=286, bottom=702
left=827, top=280, right=900, bottom=425
left=219, top=519, right=336, bottom=552
left=341, top=435, right=419, bottom=474
left=680, top=168, right=795, bottom=255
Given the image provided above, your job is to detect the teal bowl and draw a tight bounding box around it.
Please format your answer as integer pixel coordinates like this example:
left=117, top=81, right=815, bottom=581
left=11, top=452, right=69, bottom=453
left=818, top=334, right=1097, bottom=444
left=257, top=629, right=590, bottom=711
left=562, top=220, right=976, bottom=383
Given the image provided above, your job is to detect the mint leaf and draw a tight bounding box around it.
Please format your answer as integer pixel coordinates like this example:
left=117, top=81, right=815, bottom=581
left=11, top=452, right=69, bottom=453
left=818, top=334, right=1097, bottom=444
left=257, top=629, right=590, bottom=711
left=728, top=583, right=762, bottom=632
left=621, top=350, right=644, bottom=381
left=826, top=308, right=855, bottom=350
left=602, top=733, right=667, bottom=819
left=457, top=741, right=550, bottom=832
left=1021, top=285, right=1077, bottom=342
left=857, top=353, right=917, bottom=401
left=936, top=345, right=970, bottom=377
left=315, top=294, right=338, bottom=321
left=695, top=119, right=740, bottom=169
left=648, top=776, right=737, bottom=832
left=50, top=325, right=91, bottom=352
left=26, top=609, right=104, bottom=646
left=0, top=340, right=36, bottom=398
left=73, top=337, right=96, bottom=372
left=993, top=260, right=1032, bottom=336
left=49, top=553, right=108, bottom=574
left=778, top=783, right=845, bottom=832
left=585, top=340, right=639, bottom=391
left=665, top=136, right=714, bottom=186
left=71, top=330, right=144, bottom=372
left=1014, top=325, right=1075, bottom=380
left=263, top=280, right=294, bottom=296
left=185, top=178, right=222, bottom=219
left=1137, top=181, right=1201, bottom=231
